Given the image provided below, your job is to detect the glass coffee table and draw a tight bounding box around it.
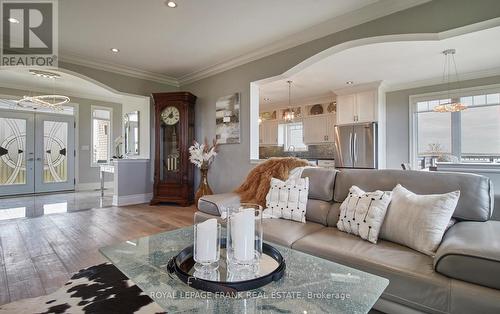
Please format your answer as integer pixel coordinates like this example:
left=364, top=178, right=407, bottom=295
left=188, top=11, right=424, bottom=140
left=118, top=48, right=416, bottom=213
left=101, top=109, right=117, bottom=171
left=99, top=227, right=388, bottom=313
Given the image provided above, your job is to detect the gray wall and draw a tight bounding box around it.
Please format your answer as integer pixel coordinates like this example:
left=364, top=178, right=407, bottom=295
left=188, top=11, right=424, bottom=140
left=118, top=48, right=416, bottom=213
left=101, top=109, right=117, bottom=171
left=59, top=61, right=179, bottom=186
left=74, top=97, right=122, bottom=183
left=386, top=75, right=500, bottom=169
left=59, top=62, right=179, bottom=187
left=181, top=0, right=500, bottom=193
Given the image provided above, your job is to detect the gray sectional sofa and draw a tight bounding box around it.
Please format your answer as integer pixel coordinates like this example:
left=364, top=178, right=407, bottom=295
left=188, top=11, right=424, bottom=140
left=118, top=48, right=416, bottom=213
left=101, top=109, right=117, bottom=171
left=196, top=168, right=500, bottom=314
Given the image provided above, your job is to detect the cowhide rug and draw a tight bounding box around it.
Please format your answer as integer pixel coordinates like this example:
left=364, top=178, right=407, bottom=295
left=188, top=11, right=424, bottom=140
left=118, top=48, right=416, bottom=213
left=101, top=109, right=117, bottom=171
left=0, top=263, right=165, bottom=314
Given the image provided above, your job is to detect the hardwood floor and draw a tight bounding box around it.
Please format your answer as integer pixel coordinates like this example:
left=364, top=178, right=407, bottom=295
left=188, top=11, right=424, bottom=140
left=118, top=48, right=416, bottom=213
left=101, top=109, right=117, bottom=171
left=0, top=204, right=196, bottom=305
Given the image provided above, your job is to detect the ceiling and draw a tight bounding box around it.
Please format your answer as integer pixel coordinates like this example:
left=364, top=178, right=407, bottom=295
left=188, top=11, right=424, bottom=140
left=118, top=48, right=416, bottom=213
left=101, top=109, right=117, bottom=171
left=58, top=0, right=427, bottom=84
left=259, top=25, right=500, bottom=108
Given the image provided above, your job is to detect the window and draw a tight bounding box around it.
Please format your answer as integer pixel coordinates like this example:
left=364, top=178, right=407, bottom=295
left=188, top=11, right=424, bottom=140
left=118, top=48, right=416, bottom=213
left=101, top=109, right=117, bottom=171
left=415, top=99, right=452, bottom=158
left=460, top=94, right=500, bottom=163
left=91, top=107, right=112, bottom=166
left=281, top=122, right=307, bottom=151
left=412, top=91, right=500, bottom=167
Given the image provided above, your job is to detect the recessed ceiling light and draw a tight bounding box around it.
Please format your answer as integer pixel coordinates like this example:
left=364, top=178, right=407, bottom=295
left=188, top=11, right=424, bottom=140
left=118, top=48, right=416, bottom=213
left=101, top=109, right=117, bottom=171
left=8, top=17, right=20, bottom=24
left=166, top=1, right=177, bottom=8
left=346, top=81, right=354, bottom=85
left=110, top=48, right=120, bottom=53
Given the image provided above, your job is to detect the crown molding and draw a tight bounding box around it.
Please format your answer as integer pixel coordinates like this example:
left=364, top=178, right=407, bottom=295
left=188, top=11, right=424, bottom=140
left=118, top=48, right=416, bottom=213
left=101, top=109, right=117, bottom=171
left=59, top=52, right=180, bottom=87
left=178, top=0, right=431, bottom=86
left=385, top=67, right=500, bottom=92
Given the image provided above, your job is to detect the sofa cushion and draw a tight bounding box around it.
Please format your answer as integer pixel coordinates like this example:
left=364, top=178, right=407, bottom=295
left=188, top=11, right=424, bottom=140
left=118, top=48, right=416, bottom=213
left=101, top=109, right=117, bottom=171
left=197, top=193, right=240, bottom=216
left=450, top=279, right=500, bottom=314
left=293, top=227, right=451, bottom=313
left=301, top=167, right=337, bottom=202
left=326, top=202, right=342, bottom=226
left=305, top=199, right=331, bottom=225
left=334, top=169, right=493, bottom=221
left=262, top=218, right=324, bottom=247
left=434, top=221, right=500, bottom=290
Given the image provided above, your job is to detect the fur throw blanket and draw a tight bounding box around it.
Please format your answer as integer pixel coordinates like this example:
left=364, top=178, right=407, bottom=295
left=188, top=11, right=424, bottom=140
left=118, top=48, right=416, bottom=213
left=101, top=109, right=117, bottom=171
left=234, top=157, right=309, bottom=207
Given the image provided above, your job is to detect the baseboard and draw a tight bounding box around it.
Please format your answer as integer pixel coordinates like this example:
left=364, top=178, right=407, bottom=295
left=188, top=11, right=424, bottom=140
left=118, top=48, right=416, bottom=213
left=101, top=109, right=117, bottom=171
left=112, top=193, right=153, bottom=206
left=76, top=181, right=113, bottom=191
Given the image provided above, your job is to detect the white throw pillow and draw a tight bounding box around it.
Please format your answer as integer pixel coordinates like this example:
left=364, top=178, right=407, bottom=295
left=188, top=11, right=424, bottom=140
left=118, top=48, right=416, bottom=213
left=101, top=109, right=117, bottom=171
left=337, top=186, right=392, bottom=244
left=264, top=177, right=309, bottom=223
left=380, top=184, right=460, bottom=256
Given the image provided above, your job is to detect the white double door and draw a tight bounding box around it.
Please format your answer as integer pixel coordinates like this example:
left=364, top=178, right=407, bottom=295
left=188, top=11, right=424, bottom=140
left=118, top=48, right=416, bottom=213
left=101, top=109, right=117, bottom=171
left=0, top=109, right=75, bottom=196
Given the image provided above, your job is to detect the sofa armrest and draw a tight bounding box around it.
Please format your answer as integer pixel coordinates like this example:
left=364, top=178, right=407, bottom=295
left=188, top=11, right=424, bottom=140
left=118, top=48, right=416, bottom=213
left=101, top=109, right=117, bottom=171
left=197, top=193, right=240, bottom=217
left=434, top=221, right=500, bottom=290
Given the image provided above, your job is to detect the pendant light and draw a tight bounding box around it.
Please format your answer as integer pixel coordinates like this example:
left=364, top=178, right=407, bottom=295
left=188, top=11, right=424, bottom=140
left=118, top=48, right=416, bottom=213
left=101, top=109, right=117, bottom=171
left=433, top=49, right=467, bottom=113
left=284, top=80, right=295, bottom=122
left=16, top=70, right=70, bottom=111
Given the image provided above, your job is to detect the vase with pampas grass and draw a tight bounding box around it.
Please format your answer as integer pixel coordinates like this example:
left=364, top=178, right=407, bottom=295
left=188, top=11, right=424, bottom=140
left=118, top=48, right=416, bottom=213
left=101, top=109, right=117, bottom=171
left=189, top=138, right=218, bottom=206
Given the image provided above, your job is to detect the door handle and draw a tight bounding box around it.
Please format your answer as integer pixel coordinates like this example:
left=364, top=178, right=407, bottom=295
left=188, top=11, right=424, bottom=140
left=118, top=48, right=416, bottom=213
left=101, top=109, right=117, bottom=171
left=352, top=133, right=358, bottom=162
left=27, top=157, right=34, bottom=161
left=36, top=157, right=42, bottom=161
left=349, top=132, right=353, bottom=163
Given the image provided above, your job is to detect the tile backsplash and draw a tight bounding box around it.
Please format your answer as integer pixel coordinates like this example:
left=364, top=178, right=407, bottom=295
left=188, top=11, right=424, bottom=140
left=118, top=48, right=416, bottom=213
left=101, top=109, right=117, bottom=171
left=259, top=144, right=336, bottom=160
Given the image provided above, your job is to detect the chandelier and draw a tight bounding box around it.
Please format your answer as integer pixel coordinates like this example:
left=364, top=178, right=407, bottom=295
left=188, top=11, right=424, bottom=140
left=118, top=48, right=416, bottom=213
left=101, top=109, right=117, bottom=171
left=284, top=80, right=295, bottom=122
left=16, top=70, right=70, bottom=111
left=17, top=95, right=70, bottom=111
left=433, top=49, right=467, bottom=113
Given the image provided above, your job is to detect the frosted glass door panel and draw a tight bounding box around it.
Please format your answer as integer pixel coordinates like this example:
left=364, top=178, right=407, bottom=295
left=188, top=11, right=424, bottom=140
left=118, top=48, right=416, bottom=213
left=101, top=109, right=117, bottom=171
left=43, top=121, right=68, bottom=183
left=35, top=114, right=75, bottom=193
left=0, top=110, right=34, bottom=196
left=0, top=118, right=26, bottom=185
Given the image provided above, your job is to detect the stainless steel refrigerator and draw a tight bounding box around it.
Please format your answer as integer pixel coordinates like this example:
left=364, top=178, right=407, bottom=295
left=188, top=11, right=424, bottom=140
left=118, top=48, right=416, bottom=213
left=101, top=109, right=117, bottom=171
left=333, top=122, right=378, bottom=169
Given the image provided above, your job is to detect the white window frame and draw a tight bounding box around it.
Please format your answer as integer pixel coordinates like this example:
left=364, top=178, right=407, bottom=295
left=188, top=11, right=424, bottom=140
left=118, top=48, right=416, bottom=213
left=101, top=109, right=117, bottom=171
left=409, top=83, right=500, bottom=169
left=90, top=105, right=113, bottom=167
left=282, top=121, right=308, bottom=152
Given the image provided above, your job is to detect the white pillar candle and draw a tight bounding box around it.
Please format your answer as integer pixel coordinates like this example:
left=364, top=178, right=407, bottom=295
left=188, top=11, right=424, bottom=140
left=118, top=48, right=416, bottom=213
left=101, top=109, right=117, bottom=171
left=195, top=218, right=218, bottom=262
left=231, top=208, right=255, bottom=262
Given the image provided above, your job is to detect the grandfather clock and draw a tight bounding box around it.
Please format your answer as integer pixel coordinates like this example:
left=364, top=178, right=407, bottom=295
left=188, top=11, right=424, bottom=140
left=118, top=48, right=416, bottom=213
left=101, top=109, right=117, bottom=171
left=151, top=92, right=196, bottom=206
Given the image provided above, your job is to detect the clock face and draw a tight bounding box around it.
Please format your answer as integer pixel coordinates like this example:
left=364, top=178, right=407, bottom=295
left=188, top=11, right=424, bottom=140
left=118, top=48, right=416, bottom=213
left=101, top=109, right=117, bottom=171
left=161, top=106, right=180, bottom=125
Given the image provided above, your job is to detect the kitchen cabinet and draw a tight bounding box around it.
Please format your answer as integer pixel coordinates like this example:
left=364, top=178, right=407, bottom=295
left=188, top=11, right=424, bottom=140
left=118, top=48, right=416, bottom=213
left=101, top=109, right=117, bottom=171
left=337, top=90, right=377, bottom=125
left=303, top=114, right=335, bottom=144
left=259, top=120, right=279, bottom=145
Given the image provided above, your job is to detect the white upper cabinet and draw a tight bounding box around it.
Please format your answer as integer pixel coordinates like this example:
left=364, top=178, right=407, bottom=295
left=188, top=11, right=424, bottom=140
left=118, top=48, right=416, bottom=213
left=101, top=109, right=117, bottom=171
left=259, top=120, right=279, bottom=145
left=337, top=89, right=377, bottom=124
left=303, top=114, right=335, bottom=144
left=336, top=94, right=356, bottom=125
left=355, top=90, right=376, bottom=123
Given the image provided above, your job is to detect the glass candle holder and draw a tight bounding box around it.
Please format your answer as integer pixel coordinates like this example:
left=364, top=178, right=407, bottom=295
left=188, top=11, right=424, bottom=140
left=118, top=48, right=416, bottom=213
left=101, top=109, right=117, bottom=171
left=226, top=203, right=263, bottom=269
left=193, top=218, right=221, bottom=272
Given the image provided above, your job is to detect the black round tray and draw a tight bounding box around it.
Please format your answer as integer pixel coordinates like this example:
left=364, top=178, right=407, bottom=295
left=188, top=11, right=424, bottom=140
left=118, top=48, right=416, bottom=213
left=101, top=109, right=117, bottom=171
left=167, top=239, right=286, bottom=293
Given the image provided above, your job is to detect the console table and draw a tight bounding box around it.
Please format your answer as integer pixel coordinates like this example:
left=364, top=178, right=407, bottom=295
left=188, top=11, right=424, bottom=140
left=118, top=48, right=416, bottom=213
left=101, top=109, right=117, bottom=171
left=99, top=164, right=115, bottom=197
